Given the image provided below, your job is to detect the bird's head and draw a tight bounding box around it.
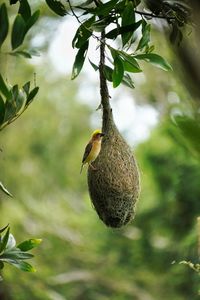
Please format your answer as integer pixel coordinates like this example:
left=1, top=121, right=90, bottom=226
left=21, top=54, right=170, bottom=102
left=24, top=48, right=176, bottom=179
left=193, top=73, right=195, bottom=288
left=91, top=129, right=105, bottom=141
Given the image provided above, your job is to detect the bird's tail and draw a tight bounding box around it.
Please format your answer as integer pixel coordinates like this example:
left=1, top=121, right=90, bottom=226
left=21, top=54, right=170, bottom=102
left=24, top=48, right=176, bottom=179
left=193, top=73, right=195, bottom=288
left=80, top=164, right=84, bottom=174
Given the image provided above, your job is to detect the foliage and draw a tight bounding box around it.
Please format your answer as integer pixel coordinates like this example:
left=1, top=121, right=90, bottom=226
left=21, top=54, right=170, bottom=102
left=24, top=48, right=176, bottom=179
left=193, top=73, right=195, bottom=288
left=0, top=1, right=39, bottom=197
left=0, top=0, right=40, bottom=276
left=0, top=224, right=41, bottom=279
left=69, top=0, right=176, bottom=88
left=0, top=0, right=199, bottom=298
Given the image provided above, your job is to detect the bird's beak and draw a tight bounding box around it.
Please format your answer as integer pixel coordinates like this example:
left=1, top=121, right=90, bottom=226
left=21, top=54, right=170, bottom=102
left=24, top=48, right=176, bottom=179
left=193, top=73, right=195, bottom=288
left=100, top=133, right=105, bottom=137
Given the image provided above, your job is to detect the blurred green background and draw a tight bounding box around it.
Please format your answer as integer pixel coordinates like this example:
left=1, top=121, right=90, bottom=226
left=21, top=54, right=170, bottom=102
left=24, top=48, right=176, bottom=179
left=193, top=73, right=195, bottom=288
left=0, top=2, right=199, bottom=299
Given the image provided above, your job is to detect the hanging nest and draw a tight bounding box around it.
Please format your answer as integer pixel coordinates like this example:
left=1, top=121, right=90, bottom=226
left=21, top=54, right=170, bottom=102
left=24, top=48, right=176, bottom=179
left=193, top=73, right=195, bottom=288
left=87, top=34, right=140, bottom=228
left=87, top=108, right=140, bottom=228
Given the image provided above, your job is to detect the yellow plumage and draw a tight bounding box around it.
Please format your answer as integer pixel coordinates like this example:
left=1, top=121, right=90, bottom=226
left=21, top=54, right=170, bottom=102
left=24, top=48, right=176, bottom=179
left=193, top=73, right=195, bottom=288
left=80, top=129, right=105, bottom=174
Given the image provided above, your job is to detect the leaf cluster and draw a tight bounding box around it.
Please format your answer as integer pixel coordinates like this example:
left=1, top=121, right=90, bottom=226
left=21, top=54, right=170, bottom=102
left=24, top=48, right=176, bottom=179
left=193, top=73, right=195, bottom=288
left=144, top=0, right=192, bottom=45
left=69, top=0, right=173, bottom=88
left=0, top=225, right=41, bottom=278
left=1, top=1, right=40, bottom=54
left=0, top=75, right=39, bottom=131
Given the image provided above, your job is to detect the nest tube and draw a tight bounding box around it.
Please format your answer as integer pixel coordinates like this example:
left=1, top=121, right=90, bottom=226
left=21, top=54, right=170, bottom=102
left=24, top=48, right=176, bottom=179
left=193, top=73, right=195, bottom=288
left=87, top=33, right=140, bottom=228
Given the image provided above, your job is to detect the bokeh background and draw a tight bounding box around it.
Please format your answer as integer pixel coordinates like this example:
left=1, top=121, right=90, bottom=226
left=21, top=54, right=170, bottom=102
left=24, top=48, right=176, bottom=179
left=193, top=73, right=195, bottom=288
left=0, top=2, right=199, bottom=299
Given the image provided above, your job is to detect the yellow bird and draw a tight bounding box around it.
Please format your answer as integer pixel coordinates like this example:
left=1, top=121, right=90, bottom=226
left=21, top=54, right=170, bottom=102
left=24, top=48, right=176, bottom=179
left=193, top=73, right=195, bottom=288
left=80, top=129, right=105, bottom=174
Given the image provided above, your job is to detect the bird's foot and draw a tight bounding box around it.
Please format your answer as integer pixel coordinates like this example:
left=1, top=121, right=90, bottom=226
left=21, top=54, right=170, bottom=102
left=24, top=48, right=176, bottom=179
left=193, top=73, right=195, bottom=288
left=89, top=163, right=98, bottom=171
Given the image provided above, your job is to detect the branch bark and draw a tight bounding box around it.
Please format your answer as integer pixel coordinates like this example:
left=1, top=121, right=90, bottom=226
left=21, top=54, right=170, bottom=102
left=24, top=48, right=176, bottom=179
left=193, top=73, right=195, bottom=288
left=99, top=31, right=113, bottom=132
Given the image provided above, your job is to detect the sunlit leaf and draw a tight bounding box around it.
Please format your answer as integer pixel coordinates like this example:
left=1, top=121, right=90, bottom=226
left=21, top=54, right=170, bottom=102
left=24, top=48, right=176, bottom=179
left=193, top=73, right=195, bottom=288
left=71, top=41, right=89, bottom=80
left=0, top=182, right=12, bottom=197
left=134, top=53, right=172, bottom=71
left=17, top=239, right=42, bottom=252
left=11, top=14, right=26, bottom=50
left=112, top=56, right=124, bottom=88
left=11, top=85, right=25, bottom=113
left=0, top=3, right=9, bottom=48
left=5, top=234, right=16, bottom=250
left=45, top=0, right=67, bottom=16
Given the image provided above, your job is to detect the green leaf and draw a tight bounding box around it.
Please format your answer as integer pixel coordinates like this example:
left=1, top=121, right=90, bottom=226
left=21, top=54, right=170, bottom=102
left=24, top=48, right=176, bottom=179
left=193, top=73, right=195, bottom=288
left=26, top=86, right=39, bottom=106
left=106, top=20, right=142, bottom=39
left=45, top=0, right=66, bottom=16
left=11, top=14, right=26, bottom=50
left=121, top=2, right=135, bottom=46
left=5, top=234, right=16, bottom=250
left=0, top=261, right=4, bottom=269
left=134, top=53, right=172, bottom=71
left=72, top=16, right=94, bottom=49
left=23, top=81, right=30, bottom=96
left=6, top=260, right=36, bottom=272
left=122, top=73, right=135, bottom=89
left=91, top=18, right=108, bottom=32
left=9, top=50, right=32, bottom=59
left=3, top=85, right=25, bottom=123
left=137, top=21, right=151, bottom=50
left=95, top=0, right=119, bottom=16
left=0, top=182, right=12, bottom=197
left=0, top=225, right=9, bottom=234
left=88, top=59, right=98, bottom=71
left=0, top=3, right=9, bottom=48
left=119, top=52, right=142, bottom=73
left=103, top=65, right=113, bottom=82
left=1, top=249, right=34, bottom=260
left=17, top=239, right=42, bottom=252
left=11, top=85, right=25, bottom=113
left=10, top=0, right=19, bottom=4
left=112, top=56, right=124, bottom=88
left=71, top=41, right=89, bottom=80
left=25, top=10, right=40, bottom=34
left=0, top=95, right=5, bottom=126
left=0, top=227, right=10, bottom=253
left=0, top=74, right=11, bottom=98
left=18, top=0, right=31, bottom=21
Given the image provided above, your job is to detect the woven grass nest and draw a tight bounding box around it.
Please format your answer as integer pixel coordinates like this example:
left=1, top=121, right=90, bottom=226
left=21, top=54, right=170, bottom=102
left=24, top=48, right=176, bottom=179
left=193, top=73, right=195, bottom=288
left=87, top=109, right=140, bottom=228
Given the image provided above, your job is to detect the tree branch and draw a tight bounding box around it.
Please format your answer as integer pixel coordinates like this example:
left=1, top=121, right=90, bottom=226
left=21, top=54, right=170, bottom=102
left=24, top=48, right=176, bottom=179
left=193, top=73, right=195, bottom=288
left=135, top=10, right=176, bottom=21
left=99, top=31, right=111, bottom=113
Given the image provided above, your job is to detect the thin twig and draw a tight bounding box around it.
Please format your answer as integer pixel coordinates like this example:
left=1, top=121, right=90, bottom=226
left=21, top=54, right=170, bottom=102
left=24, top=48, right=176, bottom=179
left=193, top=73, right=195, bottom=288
left=135, top=10, right=176, bottom=21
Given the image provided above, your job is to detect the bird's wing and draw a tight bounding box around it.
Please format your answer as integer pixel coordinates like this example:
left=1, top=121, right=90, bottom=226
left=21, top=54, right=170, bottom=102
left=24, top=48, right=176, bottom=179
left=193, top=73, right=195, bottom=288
left=82, top=141, right=93, bottom=163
